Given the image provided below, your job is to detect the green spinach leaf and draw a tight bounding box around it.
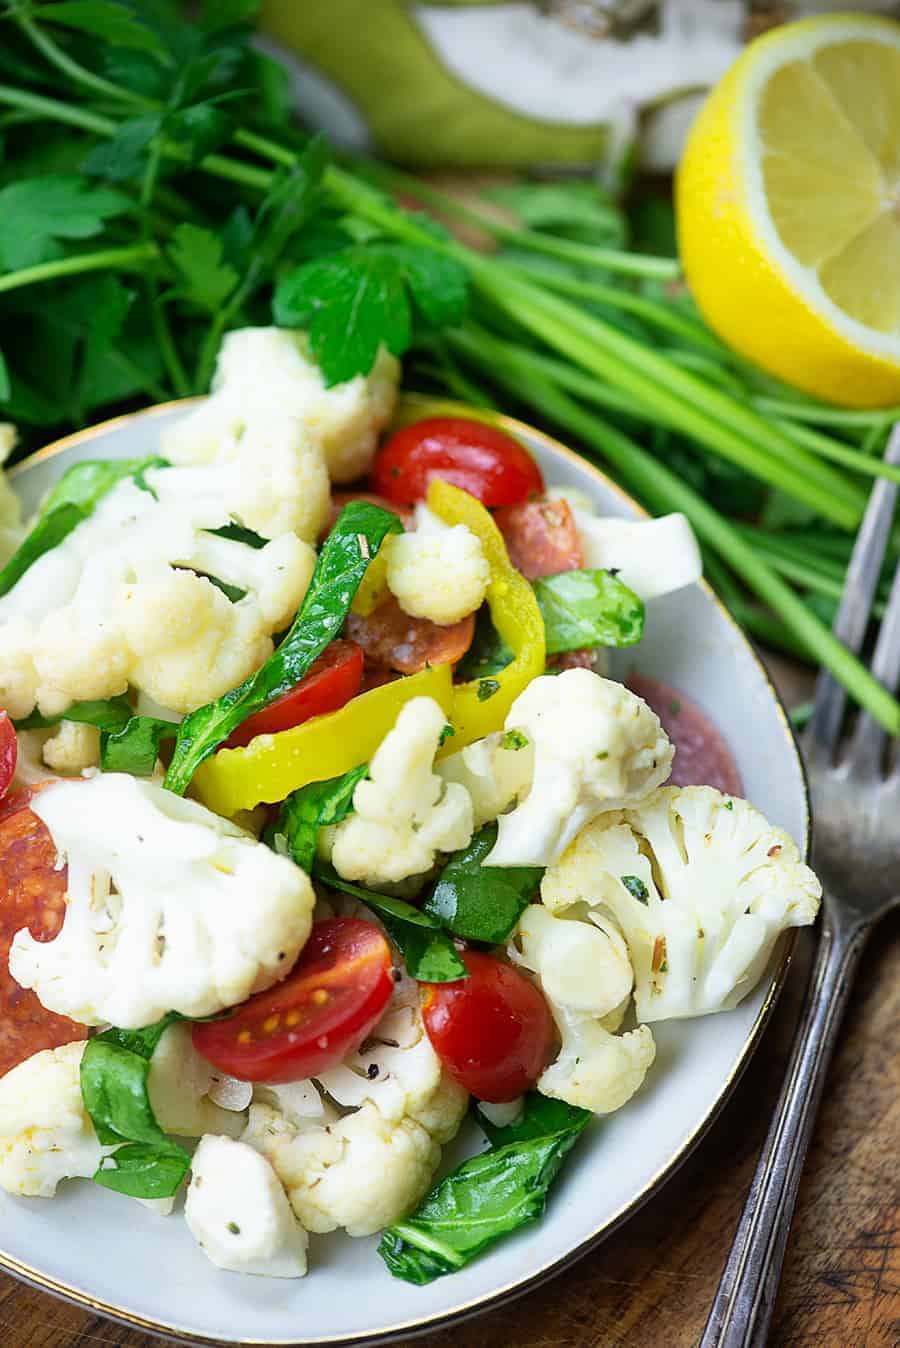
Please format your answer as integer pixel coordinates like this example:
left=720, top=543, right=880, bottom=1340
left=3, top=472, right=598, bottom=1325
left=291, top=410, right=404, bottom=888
left=271, top=765, right=368, bottom=873
left=534, top=568, right=645, bottom=655
left=0, top=456, right=167, bottom=599
left=164, top=501, right=402, bottom=794
left=475, top=1092, right=591, bottom=1147
left=378, top=1093, right=591, bottom=1284
left=14, top=694, right=133, bottom=734
left=315, top=865, right=466, bottom=983
left=100, top=716, right=178, bottom=775
left=424, top=823, right=542, bottom=944
left=80, top=1016, right=191, bottom=1200
left=454, top=606, right=513, bottom=682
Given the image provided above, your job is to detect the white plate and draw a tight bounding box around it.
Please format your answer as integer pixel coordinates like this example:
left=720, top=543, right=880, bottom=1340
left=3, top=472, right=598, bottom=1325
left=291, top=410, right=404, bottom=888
left=2, top=397, right=808, bottom=1346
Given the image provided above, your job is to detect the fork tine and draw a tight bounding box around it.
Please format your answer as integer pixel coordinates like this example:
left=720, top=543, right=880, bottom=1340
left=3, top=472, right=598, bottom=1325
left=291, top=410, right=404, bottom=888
left=845, top=549, right=900, bottom=776
left=806, top=423, right=900, bottom=759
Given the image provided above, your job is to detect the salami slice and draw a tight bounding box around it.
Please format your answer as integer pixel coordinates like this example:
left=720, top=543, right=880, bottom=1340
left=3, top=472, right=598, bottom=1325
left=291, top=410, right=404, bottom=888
left=346, top=597, right=475, bottom=675
left=628, top=673, right=743, bottom=796
left=495, top=498, right=584, bottom=581
left=0, top=799, right=87, bottom=1077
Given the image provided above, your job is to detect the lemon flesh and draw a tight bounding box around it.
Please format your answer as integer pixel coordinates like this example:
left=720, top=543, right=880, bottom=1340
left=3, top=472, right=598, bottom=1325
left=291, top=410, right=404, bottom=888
left=677, top=16, right=900, bottom=407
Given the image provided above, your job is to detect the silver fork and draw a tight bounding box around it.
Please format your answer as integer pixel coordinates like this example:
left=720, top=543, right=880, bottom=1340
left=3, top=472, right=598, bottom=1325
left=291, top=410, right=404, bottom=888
left=700, top=423, right=900, bottom=1348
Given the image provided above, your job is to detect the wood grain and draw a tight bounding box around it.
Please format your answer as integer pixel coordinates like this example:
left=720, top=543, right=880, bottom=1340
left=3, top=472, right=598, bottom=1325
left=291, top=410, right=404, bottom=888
left=0, top=673, right=896, bottom=1348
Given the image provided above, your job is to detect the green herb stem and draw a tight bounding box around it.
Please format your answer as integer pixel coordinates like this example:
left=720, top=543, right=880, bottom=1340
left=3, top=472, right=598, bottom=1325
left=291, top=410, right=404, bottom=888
left=359, top=161, right=682, bottom=280
left=772, top=416, right=900, bottom=485
left=0, top=242, right=158, bottom=295
left=0, top=82, right=116, bottom=135
left=752, top=396, right=900, bottom=431
left=508, top=260, right=726, bottom=356
left=14, top=12, right=156, bottom=111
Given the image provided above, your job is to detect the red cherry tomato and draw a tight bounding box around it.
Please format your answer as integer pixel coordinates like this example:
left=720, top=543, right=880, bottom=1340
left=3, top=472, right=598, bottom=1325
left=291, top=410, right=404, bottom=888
left=372, top=417, right=544, bottom=507
left=0, top=712, right=16, bottom=804
left=192, top=918, right=394, bottom=1084
left=421, top=950, right=556, bottom=1103
left=225, top=640, right=364, bottom=749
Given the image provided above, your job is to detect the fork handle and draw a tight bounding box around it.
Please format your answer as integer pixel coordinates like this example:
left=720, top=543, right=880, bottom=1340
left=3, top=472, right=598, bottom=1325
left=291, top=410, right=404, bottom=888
left=700, top=910, right=870, bottom=1348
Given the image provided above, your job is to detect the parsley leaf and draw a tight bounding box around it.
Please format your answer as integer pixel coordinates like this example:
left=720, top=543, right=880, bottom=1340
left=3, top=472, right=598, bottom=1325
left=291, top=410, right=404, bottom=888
left=167, top=224, right=238, bottom=311
left=41, top=2, right=168, bottom=56
left=274, top=243, right=468, bottom=386
left=0, top=176, right=132, bottom=269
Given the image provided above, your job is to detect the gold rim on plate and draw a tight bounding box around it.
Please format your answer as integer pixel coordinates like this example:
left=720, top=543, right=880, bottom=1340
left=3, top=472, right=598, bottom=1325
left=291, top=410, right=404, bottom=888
left=1, top=394, right=810, bottom=1347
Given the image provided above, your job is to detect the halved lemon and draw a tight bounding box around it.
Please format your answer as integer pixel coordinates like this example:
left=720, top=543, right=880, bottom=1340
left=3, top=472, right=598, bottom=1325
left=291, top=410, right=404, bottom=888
left=676, top=15, right=900, bottom=408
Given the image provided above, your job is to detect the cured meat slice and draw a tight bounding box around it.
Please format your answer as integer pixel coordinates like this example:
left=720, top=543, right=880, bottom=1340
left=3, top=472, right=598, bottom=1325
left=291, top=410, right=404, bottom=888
left=495, top=498, right=584, bottom=581
left=346, top=598, right=475, bottom=675
left=0, top=797, right=87, bottom=1077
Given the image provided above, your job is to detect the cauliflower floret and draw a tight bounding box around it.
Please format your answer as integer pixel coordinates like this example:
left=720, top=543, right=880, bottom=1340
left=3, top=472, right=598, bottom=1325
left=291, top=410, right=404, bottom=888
left=485, top=670, right=673, bottom=867
left=385, top=503, right=489, bottom=625
left=542, top=786, right=822, bottom=1022
left=512, top=905, right=654, bottom=1115
left=156, top=413, right=330, bottom=544
left=185, top=1135, right=308, bottom=1278
left=117, top=572, right=274, bottom=716
left=242, top=971, right=467, bottom=1237
left=0, top=461, right=315, bottom=721
left=437, top=730, right=534, bottom=830
left=541, top=1011, right=656, bottom=1115
left=549, top=490, right=702, bottom=602
left=147, top=1023, right=247, bottom=1140
left=327, top=696, right=474, bottom=886
left=162, top=326, right=400, bottom=485
left=41, top=721, right=100, bottom=775
left=244, top=1100, right=438, bottom=1238
left=0, top=423, right=23, bottom=565
left=0, top=1042, right=106, bottom=1197
left=9, top=774, right=315, bottom=1028
left=0, top=614, right=39, bottom=719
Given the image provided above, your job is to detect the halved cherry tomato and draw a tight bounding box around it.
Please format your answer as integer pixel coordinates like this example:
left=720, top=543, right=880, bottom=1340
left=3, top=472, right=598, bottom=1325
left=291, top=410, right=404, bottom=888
left=372, top=417, right=544, bottom=507
left=225, top=640, right=364, bottom=749
left=0, top=712, right=16, bottom=804
left=421, top=950, right=556, bottom=1103
left=191, top=918, right=394, bottom=1084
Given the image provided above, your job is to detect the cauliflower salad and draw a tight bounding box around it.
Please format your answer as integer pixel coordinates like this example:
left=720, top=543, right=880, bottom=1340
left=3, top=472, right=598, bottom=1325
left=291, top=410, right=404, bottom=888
left=0, top=327, right=821, bottom=1285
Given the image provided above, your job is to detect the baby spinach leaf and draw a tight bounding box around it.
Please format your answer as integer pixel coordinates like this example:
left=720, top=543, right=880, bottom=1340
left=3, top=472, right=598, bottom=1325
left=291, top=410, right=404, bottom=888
left=424, top=823, right=542, bottom=944
left=454, top=606, right=514, bottom=682
left=14, top=694, right=133, bottom=734
left=475, top=1092, right=591, bottom=1148
left=206, top=521, right=268, bottom=549
left=100, top=715, right=178, bottom=775
left=81, top=1015, right=191, bottom=1200
left=315, top=865, right=466, bottom=983
left=534, top=568, right=645, bottom=655
left=0, top=456, right=167, bottom=599
left=378, top=1098, right=590, bottom=1284
left=164, top=501, right=402, bottom=794
left=271, top=765, right=369, bottom=873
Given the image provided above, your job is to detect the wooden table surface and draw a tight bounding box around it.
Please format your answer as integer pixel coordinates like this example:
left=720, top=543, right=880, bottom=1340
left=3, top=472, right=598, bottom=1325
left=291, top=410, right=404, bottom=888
left=1, top=679, right=897, bottom=1348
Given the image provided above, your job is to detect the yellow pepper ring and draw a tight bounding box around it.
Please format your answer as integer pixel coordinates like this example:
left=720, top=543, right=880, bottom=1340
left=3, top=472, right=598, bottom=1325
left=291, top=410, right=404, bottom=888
left=426, top=479, right=545, bottom=752
left=191, top=663, right=454, bottom=818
